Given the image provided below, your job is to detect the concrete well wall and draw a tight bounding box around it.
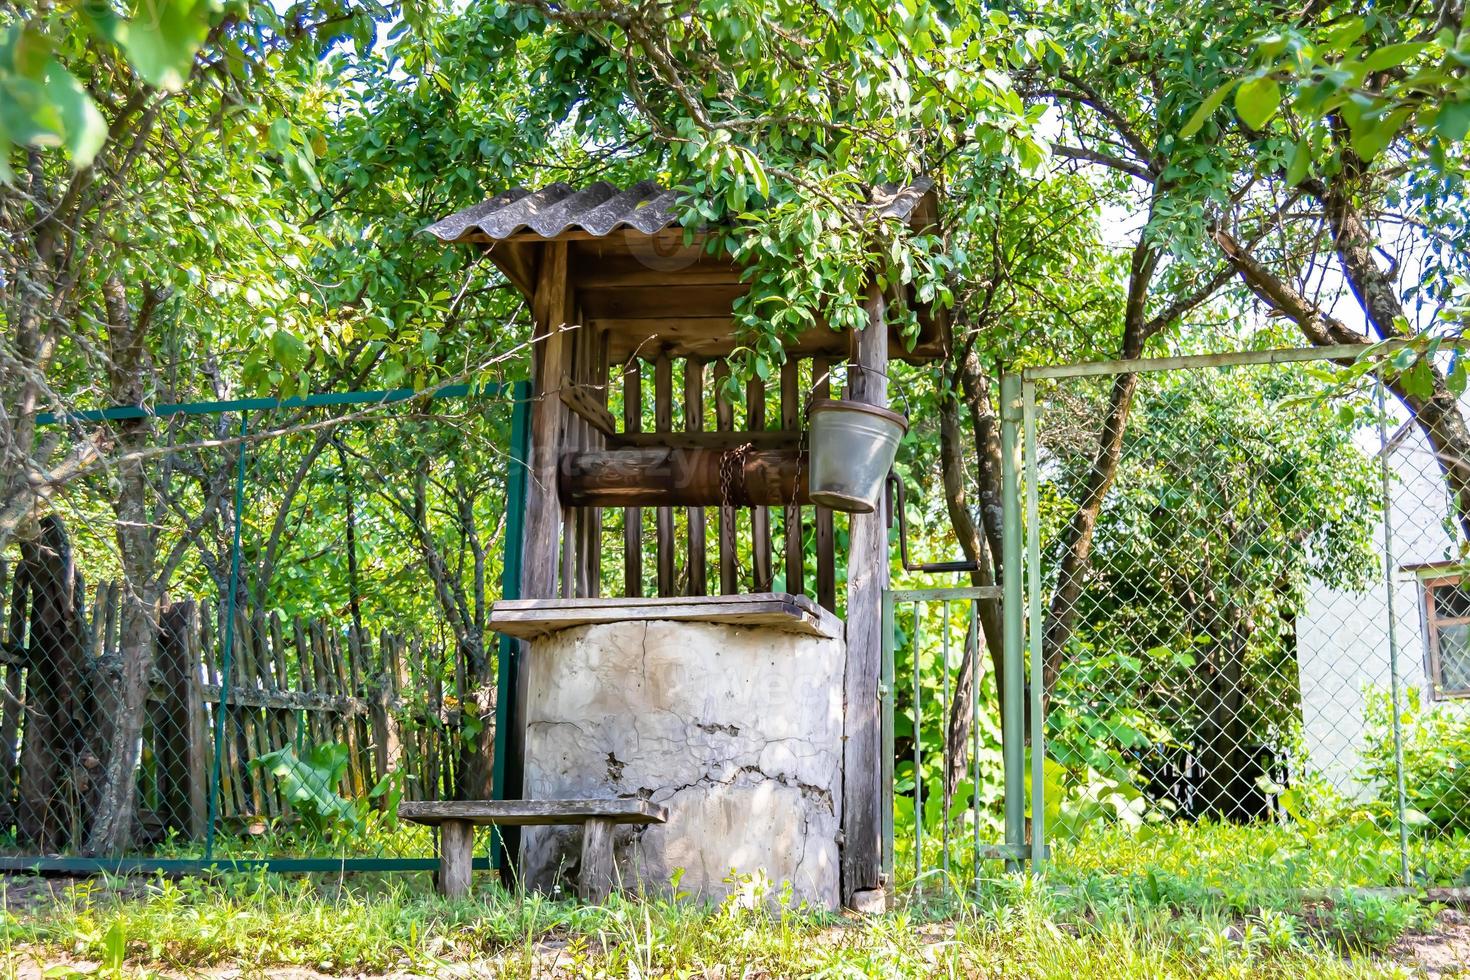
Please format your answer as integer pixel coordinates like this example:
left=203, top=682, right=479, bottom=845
left=519, top=617, right=845, bottom=908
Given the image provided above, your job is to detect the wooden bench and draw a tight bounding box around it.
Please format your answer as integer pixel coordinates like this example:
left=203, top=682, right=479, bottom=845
left=398, top=799, right=668, bottom=901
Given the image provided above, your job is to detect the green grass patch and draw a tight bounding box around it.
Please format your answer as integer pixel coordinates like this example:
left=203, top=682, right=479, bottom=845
left=0, top=848, right=1439, bottom=978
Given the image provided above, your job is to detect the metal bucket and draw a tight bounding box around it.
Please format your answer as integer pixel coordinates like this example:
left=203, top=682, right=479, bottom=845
left=807, top=401, right=908, bottom=513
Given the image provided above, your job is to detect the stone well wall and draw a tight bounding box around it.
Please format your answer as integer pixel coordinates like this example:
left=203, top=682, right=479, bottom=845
left=519, top=617, right=845, bottom=908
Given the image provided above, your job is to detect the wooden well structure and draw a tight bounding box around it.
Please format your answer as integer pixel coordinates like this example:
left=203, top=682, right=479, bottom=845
left=426, top=179, right=944, bottom=907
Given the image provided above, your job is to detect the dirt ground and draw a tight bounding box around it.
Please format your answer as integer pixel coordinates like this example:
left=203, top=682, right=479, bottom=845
left=1392, top=910, right=1470, bottom=978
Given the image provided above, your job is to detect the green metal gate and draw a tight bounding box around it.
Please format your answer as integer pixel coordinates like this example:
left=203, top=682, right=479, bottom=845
left=882, top=373, right=1044, bottom=892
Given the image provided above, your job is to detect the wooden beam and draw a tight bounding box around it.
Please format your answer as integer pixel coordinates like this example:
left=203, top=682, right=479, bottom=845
left=489, top=593, right=842, bottom=640
left=842, top=284, right=889, bottom=908
left=400, top=798, right=669, bottom=826
left=714, top=361, right=738, bottom=594
left=654, top=353, right=675, bottom=596
left=684, top=359, right=707, bottom=595
left=781, top=359, right=803, bottom=597
left=559, top=378, right=618, bottom=443
left=596, top=318, right=948, bottom=365
left=610, top=429, right=798, bottom=450
left=560, top=448, right=811, bottom=508
left=747, top=378, right=772, bottom=592
left=812, top=356, right=836, bottom=611
left=579, top=283, right=749, bottom=321
left=622, top=361, right=643, bottom=597
left=484, top=241, right=538, bottom=299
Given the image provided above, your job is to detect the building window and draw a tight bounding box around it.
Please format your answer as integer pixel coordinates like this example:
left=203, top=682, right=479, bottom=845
left=1423, top=575, right=1470, bottom=699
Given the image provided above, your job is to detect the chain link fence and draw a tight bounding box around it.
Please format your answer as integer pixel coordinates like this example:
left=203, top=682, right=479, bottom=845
left=1025, top=347, right=1470, bottom=889
left=0, top=383, right=526, bottom=867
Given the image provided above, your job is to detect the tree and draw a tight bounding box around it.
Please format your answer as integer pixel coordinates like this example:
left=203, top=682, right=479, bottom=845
left=1044, top=361, right=1379, bottom=817
left=1027, top=1, right=1470, bottom=612
left=0, top=0, right=421, bottom=851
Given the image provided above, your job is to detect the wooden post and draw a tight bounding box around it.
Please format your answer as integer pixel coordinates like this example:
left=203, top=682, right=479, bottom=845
left=17, top=522, right=88, bottom=852
left=684, top=359, right=707, bottom=595
left=588, top=329, right=608, bottom=597
left=526, top=241, right=574, bottom=587
left=654, top=353, right=676, bottom=596
left=579, top=816, right=615, bottom=902
left=506, top=240, right=572, bottom=880
left=714, top=361, right=738, bottom=594
left=842, top=284, right=890, bottom=909
left=812, top=357, right=837, bottom=611
left=622, top=361, right=644, bottom=597
left=439, top=819, right=475, bottom=898
left=747, top=378, right=772, bottom=592
left=527, top=241, right=572, bottom=601
left=156, top=601, right=206, bottom=839
left=781, top=359, right=804, bottom=597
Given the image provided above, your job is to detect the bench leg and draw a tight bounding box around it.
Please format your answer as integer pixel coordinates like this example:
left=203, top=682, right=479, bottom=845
left=439, top=820, right=474, bottom=898
left=578, top=817, right=615, bottom=903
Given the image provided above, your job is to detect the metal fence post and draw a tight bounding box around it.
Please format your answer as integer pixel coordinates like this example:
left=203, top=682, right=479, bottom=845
left=491, top=380, right=532, bottom=871
left=1375, top=371, right=1412, bottom=886
left=1000, top=373, right=1025, bottom=870
left=1023, top=378, right=1046, bottom=870
left=205, top=410, right=250, bottom=862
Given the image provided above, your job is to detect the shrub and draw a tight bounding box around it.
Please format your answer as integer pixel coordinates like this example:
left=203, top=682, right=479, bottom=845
left=1362, top=687, right=1470, bottom=833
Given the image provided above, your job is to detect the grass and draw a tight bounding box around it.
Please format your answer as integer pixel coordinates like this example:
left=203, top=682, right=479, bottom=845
left=0, top=820, right=1459, bottom=978
left=0, top=870, right=1425, bottom=978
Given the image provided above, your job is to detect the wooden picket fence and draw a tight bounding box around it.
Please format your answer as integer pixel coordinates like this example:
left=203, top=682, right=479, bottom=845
left=0, top=550, right=468, bottom=853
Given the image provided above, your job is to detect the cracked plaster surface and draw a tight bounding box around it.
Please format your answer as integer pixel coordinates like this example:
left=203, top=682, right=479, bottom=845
left=519, top=618, right=845, bottom=909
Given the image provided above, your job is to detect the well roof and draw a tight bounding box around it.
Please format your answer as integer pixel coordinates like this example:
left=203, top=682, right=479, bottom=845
left=423, top=179, right=934, bottom=244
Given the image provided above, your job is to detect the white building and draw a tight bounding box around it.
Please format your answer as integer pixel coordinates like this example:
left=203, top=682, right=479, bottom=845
left=1296, top=421, right=1470, bottom=796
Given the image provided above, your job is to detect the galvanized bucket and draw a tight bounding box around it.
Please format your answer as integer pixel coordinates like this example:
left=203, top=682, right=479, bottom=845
left=807, top=401, right=908, bottom=513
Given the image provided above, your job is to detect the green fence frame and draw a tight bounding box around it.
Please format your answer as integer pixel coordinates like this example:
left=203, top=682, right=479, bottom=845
left=23, top=379, right=531, bottom=877
left=1015, top=343, right=1418, bottom=887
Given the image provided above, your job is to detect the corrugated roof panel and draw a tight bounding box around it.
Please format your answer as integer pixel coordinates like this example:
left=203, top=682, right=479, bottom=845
left=424, top=179, right=933, bottom=243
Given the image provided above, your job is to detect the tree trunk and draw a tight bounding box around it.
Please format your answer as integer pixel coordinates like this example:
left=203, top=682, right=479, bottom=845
left=1191, top=517, right=1255, bottom=821
left=1039, top=229, right=1170, bottom=698
left=936, top=387, right=1002, bottom=796
left=1042, top=370, right=1141, bottom=693
left=84, top=278, right=161, bottom=856
left=15, top=518, right=88, bottom=851
left=1320, top=184, right=1470, bottom=544
left=1215, top=218, right=1470, bottom=548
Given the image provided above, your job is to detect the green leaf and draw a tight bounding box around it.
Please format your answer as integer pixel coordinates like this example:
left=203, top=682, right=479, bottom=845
left=1235, top=76, right=1282, bottom=130
left=271, top=329, right=309, bottom=372
left=1403, top=358, right=1435, bottom=399
left=118, top=0, right=213, bottom=91
left=1286, top=138, right=1311, bottom=185
left=1359, top=42, right=1428, bottom=74
left=1179, top=78, right=1239, bottom=138
left=1352, top=106, right=1411, bottom=161
left=1448, top=357, right=1467, bottom=396
left=13, top=22, right=53, bottom=79
left=102, top=921, right=126, bottom=971
left=1434, top=100, right=1470, bottom=142
left=80, top=0, right=124, bottom=44
left=45, top=61, right=107, bottom=166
